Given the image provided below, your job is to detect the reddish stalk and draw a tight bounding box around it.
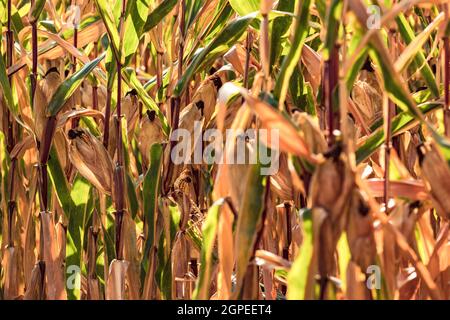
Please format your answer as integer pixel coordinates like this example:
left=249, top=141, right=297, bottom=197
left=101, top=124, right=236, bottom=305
left=31, top=0, right=38, bottom=99
left=163, top=0, right=186, bottom=194
left=243, top=31, right=253, bottom=90
left=156, top=21, right=164, bottom=111
left=260, top=9, right=270, bottom=91
left=92, top=42, right=99, bottom=111
left=27, top=1, right=52, bottom=294
left=176, top=0, right=186, bottom=97
left=112, top=0, right=127, bottom=260
left=444, top=5, right=450, bottom=136
left=71, top=9, right=79, bottom=129
left=5, top=0, right=14, bottom=150
left=103, top=89, right=112, bottom=147
left=384, top=29, right=397, bottom=208
left=325, top=44, right=340, bottom=146
left=6, top=0, right=17, bottom=249
left=281, top=201, right=291, bottom=295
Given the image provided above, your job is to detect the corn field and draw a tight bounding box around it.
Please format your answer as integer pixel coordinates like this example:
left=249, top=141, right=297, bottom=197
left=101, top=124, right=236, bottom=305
left=0, top=0, right=449, bottom=301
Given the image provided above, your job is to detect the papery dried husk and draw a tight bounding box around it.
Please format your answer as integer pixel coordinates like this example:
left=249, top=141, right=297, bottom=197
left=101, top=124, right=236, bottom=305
left=347, top=189, right=376, bottom=271
left=122, top=212, right=140, bottom=300
left=108, top=115, right=119, bottom=158
left=270, top=153, right=297, bottom=201
left=33, top=80, right=48, bottom=141
left=168, top=102, right=205, bottom=186
left=292, top=111, right=327, bottom=154
left=138, top=110, right=165, bottom=166
left=120, top=94, right=139, bottom=134
left=23, top=262, right=44, bottom=300
left=222, top=98, right=242, bottom=131
left=418, top=143, right=450, bottom=220
left=398, top=267, right=419, bottom=300
left=142, top=246, right=158, bottom=299
left=86, top=224, right=102, bottom=300
left=179, top=99, right=204, bottom=133
left=208, top=97, right=242, bottom=133
left=174, top=167, right=195, bottom=197
left=350, top=70, right=382, bottom=130
left=172, top=232, right=190, bottom=299
left=2, top=247, right=21, bottom=300
left=212, top=106, right=252, bottom=299
left=389, top=201, right=419, bottom=245
left=87, top=278, right=102, bottom=300
left=191, top=76, right=221, bottom=125
left=81, top=83, right=107, bottom=110
left=23, top=210, right=36, bottom=290
left=309, top=150, right=354, bottom=284
left=106, top=259, right=129, bottom=300
left=68, top=127, right=113, bottom=194
left=401, top=131, right=420, bottom=178
left=309, top=151, right=354, bottom=222
left=223, top=45, right=247, bottom=75
left=227, top=134, right=257, bottom=210
left=33, top=68, right=62, bottom=140
left=40, top=210, right=66, bottom=299
left=346, top=260, right=371, bottom=299
left=107, top=94, right=139, bottom=156
left=53, top=130, right=68, bottom=169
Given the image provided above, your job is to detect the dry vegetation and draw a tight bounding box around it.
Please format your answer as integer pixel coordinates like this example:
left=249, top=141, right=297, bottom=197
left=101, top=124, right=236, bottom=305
left=0, top=0, right=449, bottom=300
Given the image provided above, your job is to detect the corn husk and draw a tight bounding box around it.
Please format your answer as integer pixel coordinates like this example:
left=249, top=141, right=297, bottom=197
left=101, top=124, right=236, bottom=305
left=81, top=83, right=107, bottom=110
left=108, top=94, right=139, bottom=155
left=309, top=150, right=354, bottom=281
left=67, top=127, right=113, bottom=194
left=168, top=102, right=205, bottom=185
left=309, top=152, right=354, bottom=222
left=347, top=189, right=376, bottom=270
left=33, top=69, right=62, bottom=140
left=191, top=77, right=219, bottom=125
left=351, top=70, right=382, bottom=130
left=418, top=143, right=450, bottom=220
left=138, top=110, right=165, bottom=166
left=293, top=111, right=328, bottom=154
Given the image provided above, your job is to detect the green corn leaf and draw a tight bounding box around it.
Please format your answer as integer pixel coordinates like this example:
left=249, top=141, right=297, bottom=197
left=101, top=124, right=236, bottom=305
left=48, top=147, right=93, bottom=300
left=287, top=209, right=313, bottom=299
left=348, top=0, right=424, bottom=119
left=143, top=0, right=178, bottom=33
left=234, top=164, right=266, bottom=297
left=173, top=13, right=257, bottom=97
left=121, top=0, right=152, bottom=67
left=273, top=0, right=311, bottom=108
left=29, top=0, right=46, bottom=23
left=142, top=143, right=164, bottom=272
left=193, top=199, right=223, bottom=300
left=270, top=0, right=295, bottom=71
left=123, top=68, right=169, bottom=135
left=229, top=0, right=260, bottom=16
left=356, top=101, right=443, bottom=164
left=396, top=13, right=439, bottom=98
left=95, top=0, right=121, bottom=61
left=345, top=28, right=369, bottom=90
left=47, top=53, right=105, bottom=116
left=67, top=177, right=93, bottom=298
left=0, top=53, right=18, bottom=117
left=323, top=0, right=343, bottom=60
left=48, top=147, right=75, bottom=213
